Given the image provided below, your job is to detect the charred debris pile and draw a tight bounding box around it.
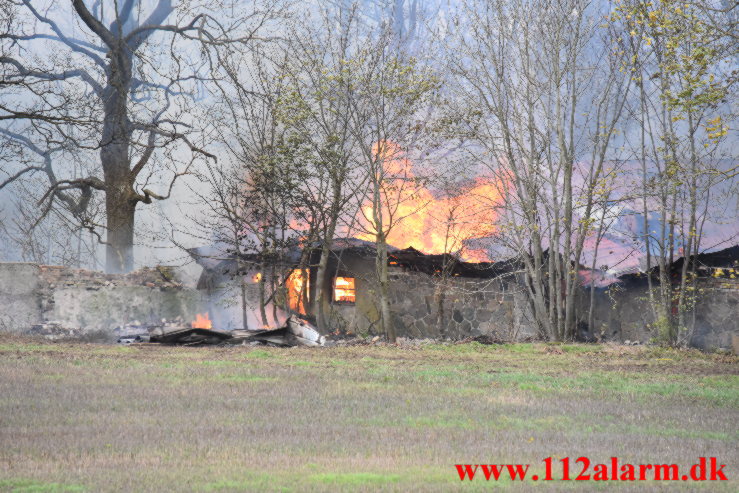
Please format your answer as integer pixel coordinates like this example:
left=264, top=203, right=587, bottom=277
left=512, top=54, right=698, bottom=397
left=118, top=316, right=326, bottom=348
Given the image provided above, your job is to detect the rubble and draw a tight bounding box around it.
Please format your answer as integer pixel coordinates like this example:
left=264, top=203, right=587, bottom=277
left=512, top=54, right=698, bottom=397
left=111, top=315, right=328, bottom=347
left=150, top=327, right=233, bottom=345
left=114, top=317, right=187, bottom=344
left=228, top=316, right=326, bottom=347
left=29, top=321, right=82, bottom=341
left=26, top=314, right=328, bottom=348
left=39, top=264, right=185, bottom=291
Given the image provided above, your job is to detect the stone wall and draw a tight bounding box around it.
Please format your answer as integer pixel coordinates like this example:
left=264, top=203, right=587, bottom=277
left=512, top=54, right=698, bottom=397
left=385, top=269, right=536, bottom=340
left=584, top=276, right=739, bottom=350
left=691, top=278, right=739, bottom=350
left=324, top=265, right=737, bottom=349
left=0, top=263, right=204, bottom=335
left=320, top=265, right=536, bottom=340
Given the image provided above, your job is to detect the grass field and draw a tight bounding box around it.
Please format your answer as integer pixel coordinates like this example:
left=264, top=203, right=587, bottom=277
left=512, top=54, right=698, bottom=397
left=0, top=336, right=737, bottom=492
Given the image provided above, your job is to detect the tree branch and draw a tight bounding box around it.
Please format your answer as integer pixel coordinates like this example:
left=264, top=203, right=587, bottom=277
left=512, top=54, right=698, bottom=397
left=19, top=0, right=107, bottom=66
left=126, top=0, right=176, bottom=50
left=0, top=165, right=45, bottom=190
left=71, top=0, right=117, bottom=49
left=0, top=33, right=106, bottom=53
left=110, top=0, right=137, bottom=36
left=0, top=56, right=103, bottom=95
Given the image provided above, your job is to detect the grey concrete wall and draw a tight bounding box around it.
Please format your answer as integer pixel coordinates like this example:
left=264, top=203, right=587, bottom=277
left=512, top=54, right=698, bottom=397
left=48, top=286, right=205, bottom=330
left=691, top=280, right=739, bottom=350
left=0, top=262, right=204, bottom=334
left=0, top=263, right=43, bottom=331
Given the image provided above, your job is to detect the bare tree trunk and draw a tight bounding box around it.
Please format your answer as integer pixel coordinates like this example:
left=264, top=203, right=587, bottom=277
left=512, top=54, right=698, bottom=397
left=258, top=259, right=269, bottom=326
left=376, top=237, right=395, bottom=342
left=240, top=277, right=249, bottom=330
left=313, top=246, right=330, bottom=330
left=271, top=262, right=278, bottom=324
left=105, top=193, right=135, bottom=273
left=101, top=44, right=135, bottom=274
left=639, top=76, right=657, bottom=318
left=314, top=218, right=337, bottom=332
left=434, top=280, right=446, bottom=338
left=588, top=212, right=608, bottom=338
left=677, top=109, right=699, bottom=340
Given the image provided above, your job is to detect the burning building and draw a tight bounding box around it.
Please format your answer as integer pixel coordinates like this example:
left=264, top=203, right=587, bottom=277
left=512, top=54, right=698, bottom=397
left=189, top=239, right=739, bottom=350
left=0, top=239, right=733, bottom=350
left=190, top=238, right=534, bottom=340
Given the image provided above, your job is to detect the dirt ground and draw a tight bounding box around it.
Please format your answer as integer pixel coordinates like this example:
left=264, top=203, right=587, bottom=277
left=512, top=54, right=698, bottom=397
left=0, top=335, right=737, bottom=492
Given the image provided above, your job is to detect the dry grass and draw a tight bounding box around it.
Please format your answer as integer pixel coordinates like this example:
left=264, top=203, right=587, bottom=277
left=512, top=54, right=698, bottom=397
left=0, top=336, right=737, bottom=492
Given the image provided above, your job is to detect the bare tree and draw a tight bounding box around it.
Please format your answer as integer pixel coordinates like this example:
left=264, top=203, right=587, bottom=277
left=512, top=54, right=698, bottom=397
left=616, top=0, right=736, bottom=344
left=448, top=0, right=632, bottom=340
left=345, top=31, right=439, bottom=342
left=273, top=6, right=371, bottom=331
left=187, top=41, right=306, bottom=328
left=0, top=0, right=283, bottom=272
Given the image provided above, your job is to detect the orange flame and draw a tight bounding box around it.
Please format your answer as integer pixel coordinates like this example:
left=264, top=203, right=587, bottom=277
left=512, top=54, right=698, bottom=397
left=286, top=269, right=309, bottom=315
left=357, top=142, right=501, bottom=262
left=191, top=313, right=212, bottom=329
left=334, top=277, right=356, bottom=303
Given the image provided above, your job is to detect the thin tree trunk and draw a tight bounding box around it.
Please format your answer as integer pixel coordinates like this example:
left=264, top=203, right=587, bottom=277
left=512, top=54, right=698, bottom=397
left=314, top=222, right=336, bottom=332
left=376, top=237, right=395, bottom=342
left=639, top=77, right=657, bottom=317
left=677, top=109, right=699, bottom=340
left=435, top=276, right=447, bottom=338
left=240, top=276, right=249, bottom=330
left=258, top=259, right=268, bottom=326
left=271, top=262, right=278, bottom=325
left=588, top=212, right=608, bottom=339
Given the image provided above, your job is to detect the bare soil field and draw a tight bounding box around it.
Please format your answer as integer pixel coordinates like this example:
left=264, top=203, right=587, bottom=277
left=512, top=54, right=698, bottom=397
left=0, top=336, right=737, bottom=492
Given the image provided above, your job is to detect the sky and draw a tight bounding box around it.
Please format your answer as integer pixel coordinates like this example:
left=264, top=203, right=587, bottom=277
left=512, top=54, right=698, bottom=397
left=0, top=0, right=737, bottom=278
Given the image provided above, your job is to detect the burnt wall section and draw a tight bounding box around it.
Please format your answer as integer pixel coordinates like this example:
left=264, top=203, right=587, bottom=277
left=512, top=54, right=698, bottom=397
left=206, top=274, right=287, bottom=331
left=326, top=265, right=737, bottom=349
left=0, top=263, right=204, bottom=335
left=583, top=276, right=739, bottom=350
left=691, top=279, right=739, bottom=350
left=188, top=244, right=738, bottom=351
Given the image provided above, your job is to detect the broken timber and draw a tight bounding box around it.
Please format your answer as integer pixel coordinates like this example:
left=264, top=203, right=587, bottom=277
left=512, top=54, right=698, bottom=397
left=228, top=316, right=326, bottom=347
left=150, top=316, right=325, bottom=347
left=150, top=327, right=232, bottom=346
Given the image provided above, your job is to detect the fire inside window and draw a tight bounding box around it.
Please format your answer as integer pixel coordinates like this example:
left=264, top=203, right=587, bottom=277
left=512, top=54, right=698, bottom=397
left=333, top=277, right=356, bottom=304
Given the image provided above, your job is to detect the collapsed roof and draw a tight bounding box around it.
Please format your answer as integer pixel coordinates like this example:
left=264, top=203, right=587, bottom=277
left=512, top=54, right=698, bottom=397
left=387, top=247, right=521, bottom=279
left=188, top=237, right=521, bottom=285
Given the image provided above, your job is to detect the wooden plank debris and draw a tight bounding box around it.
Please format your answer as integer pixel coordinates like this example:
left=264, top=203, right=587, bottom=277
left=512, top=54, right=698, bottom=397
left=227, top=316, right=326, bottom=347
left=150, top=327, right=233, bottom=345
left=148, top=316, right=325, bottom=347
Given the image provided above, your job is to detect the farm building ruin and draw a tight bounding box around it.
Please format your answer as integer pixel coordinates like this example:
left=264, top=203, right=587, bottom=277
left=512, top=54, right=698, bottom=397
left=0, top=241, right=736, bottom=351
left=190, top=239, right=739, bottom=350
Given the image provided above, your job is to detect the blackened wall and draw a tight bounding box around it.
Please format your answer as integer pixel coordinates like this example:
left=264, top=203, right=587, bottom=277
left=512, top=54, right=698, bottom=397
left=582, top=276, right=739, bottom=350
